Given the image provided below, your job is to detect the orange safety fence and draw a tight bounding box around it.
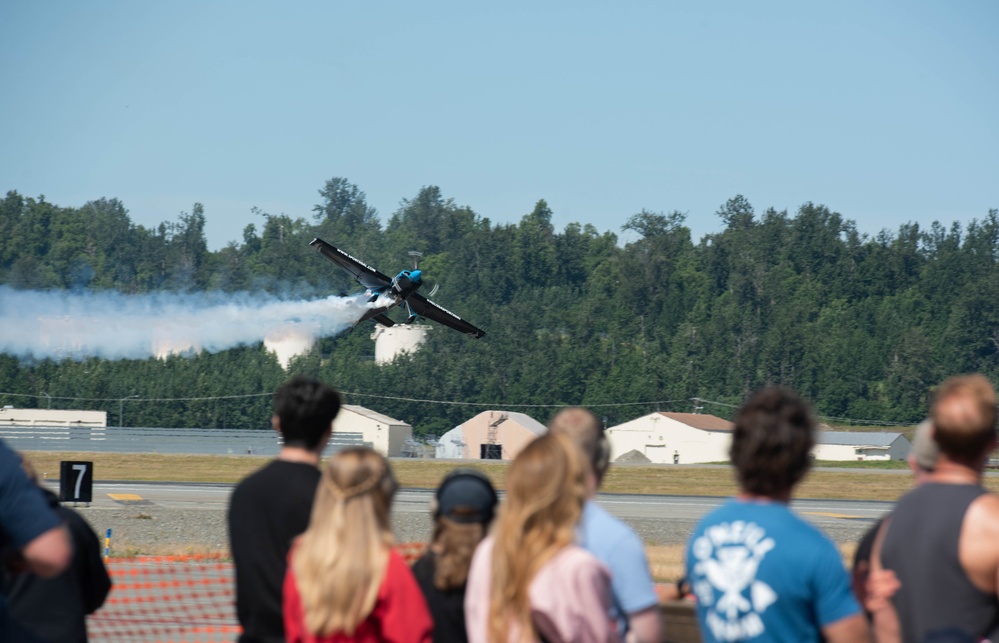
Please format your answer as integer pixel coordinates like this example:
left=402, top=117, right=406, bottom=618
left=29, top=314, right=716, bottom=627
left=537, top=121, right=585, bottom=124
left=87, top=543, right=428, bottom=643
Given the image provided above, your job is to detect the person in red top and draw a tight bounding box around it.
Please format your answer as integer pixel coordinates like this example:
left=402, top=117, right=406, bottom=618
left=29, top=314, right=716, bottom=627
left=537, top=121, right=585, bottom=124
left=283, top=446, right=432, bottom=643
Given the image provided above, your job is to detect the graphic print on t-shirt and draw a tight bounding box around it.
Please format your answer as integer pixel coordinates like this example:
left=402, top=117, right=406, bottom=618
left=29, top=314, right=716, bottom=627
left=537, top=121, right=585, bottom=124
left=691, top=521, right=777, bottom=641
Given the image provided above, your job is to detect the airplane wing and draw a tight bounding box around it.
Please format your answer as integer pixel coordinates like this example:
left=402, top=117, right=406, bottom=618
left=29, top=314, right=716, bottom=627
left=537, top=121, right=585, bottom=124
left=407, top=293, right=486, bottom=339
left=310, top=238, right=392, bottom=290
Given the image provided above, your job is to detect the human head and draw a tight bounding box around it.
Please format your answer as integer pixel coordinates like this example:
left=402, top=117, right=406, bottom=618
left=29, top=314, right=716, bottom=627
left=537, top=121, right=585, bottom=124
left=930, top=374, right=998, bottom=465
left=272, top=376, right=342, bottom=451
left=547, top=406, right=610, bottom=486
left=729, top=387, right=816, bottom=498
left=489, top=432, right=588, bottom=642
left=429, top=468, right=498, bottom=590
left=292, top=446, right=398, bottom=636
left=908, top=419, right=939, bottom=476
left=434, top=467, right=498, bottom=526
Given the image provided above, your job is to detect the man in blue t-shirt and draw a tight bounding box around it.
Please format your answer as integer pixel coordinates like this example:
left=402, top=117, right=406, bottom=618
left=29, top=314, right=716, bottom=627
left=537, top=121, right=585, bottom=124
left=549, top=407, right=662, bottom=643
left=685, top=388, right=870, bottom=643
left=0, top=439, right=72, bottom=638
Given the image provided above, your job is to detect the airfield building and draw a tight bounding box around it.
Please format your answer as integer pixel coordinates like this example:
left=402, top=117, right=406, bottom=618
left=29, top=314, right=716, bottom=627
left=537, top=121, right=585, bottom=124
left=606, top=412, right=733, bottom=465
left=332, top=404, right=413, bottom=457
left=813, top=431, right=911, bottom=462
left=435, top=410, right=547, bottom=460
left=0, top=407, right=107, bottom=428
left=606, top=410, right=914, bottom=465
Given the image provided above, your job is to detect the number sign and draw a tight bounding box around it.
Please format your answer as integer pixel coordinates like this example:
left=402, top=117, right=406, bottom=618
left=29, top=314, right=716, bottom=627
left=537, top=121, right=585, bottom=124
left=59, top=460, right=94, bottom=503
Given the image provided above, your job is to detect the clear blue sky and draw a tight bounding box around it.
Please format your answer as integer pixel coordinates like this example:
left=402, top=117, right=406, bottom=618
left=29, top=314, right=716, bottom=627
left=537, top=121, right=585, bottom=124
left=1, top=1, right=996, bottom=250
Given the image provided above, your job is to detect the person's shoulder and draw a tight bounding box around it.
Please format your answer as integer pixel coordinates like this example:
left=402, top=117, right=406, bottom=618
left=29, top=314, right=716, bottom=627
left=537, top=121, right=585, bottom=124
left=556, top=543, right=606, bottom=570
left=965, top=491, right=999, bottom=537
left=234, top=460, right=318, bottom=492
left=581, top=500, right=639, bottom=544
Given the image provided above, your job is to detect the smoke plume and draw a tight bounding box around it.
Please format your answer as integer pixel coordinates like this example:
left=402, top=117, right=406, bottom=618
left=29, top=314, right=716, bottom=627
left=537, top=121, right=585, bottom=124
left=0, top=286, right=382, bottom=362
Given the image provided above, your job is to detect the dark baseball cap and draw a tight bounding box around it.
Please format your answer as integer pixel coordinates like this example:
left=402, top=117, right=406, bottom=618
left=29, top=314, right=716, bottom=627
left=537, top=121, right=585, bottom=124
left=436, top=468, right=498, bottom=525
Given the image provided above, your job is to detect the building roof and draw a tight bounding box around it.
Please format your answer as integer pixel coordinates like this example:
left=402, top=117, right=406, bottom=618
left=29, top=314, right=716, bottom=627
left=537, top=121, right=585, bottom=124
left=659, top=412, right=733, bottom=432
left=817, top=431, right=904, bottom=447
left=340, top=404, right=411, bottom=427
left=468, top=410, right=547, bottom=436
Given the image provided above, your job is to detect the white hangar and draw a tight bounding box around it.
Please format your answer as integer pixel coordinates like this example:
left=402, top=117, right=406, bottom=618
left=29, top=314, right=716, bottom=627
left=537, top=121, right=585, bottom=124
left=331, top=405, right=413, bottom=457
left=813, top=431, right=911, bottom=462
left=606, top=412, right=734, bottom=465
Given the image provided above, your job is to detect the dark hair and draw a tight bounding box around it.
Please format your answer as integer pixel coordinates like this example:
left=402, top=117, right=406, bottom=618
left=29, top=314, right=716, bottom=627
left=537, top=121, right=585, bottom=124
left=729, top=387, right=815, bottom=497
left=547, top=407, right=611, bottom=484
left=273, top=376, right=342, bottom=450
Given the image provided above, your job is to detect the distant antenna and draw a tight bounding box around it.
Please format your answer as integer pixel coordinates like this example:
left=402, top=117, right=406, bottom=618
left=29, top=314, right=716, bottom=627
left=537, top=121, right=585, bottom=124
left=691, top=397, right=704, bottom=414
left=408, top=251, right=422, bottom=270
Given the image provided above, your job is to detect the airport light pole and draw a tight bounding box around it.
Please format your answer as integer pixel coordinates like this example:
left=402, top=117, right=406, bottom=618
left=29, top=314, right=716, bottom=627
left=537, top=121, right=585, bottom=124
left=42, top=392, right=51, bottom=409
left=119, top=395, right=138, bottom=428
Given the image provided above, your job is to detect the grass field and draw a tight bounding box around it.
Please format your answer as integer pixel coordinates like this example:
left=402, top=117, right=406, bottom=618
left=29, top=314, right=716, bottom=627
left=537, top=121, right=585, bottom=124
left=24, top=450, right=999, bottom=501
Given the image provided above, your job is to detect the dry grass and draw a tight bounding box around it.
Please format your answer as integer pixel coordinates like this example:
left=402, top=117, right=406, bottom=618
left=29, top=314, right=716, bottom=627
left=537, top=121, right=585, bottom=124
left=646, top=541, right=862, bottom=583
left=646, top=544, right=687, bottom=583
left=24, top=451, right=999, bottom=501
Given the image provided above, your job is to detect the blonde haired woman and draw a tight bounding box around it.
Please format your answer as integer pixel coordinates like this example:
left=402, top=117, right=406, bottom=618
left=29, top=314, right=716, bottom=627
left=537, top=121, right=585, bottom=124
left=283, top=446, right=433, bottom=643
left=464, top=433, right=618, bottom=643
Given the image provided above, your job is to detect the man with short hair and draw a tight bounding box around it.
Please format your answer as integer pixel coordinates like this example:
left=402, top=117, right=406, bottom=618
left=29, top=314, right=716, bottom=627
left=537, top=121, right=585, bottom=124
left=685, top=388, right=869, bottom=643
left=548, top=407, right=662, bottom=643
left=227, top=376, right=342, bottom=643
left=875, top=374, right=999, bottom=641
left=852, top=418, right=937, bottom=617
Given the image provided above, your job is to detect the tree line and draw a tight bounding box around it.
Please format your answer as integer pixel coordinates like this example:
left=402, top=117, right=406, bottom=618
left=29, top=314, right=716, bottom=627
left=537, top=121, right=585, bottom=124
left=1, top=182, right=997, bottom=437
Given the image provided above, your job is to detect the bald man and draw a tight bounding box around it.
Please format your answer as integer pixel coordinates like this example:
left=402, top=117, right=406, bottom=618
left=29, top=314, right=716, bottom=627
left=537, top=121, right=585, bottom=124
left=876, top=374, right=999, bottom=642
left=548, top=407, right=662, bottom=643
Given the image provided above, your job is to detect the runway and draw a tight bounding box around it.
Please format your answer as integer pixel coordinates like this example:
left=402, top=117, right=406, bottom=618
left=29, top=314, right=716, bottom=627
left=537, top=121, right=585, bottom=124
left=62, top=481, right=891, bottom=544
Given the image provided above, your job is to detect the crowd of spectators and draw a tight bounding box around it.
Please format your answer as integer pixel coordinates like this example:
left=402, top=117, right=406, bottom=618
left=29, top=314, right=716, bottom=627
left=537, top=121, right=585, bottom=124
left=2, top=372, right=997, bottom=642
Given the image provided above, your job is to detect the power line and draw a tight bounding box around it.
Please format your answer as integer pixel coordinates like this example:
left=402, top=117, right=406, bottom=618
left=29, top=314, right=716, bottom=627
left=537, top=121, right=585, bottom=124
left=692, top=396, right=920, bottom=427
left=0, top=391, right=271, bottom=403
left=341, top=391, right=689, bottom=409
left=1, top=389, right=920, bottom=425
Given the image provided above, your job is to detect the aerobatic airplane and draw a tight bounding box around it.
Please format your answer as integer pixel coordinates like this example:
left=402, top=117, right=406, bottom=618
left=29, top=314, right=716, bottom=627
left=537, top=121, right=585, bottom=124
left=310, top=238, right=486, bottom=339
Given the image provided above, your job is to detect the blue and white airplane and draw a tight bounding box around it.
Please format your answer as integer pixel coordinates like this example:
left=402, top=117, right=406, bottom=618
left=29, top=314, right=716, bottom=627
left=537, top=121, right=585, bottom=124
left=310, top=238, right=486, bottom=339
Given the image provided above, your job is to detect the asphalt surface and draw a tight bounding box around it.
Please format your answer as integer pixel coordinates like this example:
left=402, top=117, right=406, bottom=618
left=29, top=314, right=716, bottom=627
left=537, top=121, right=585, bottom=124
left=58, top=481, right=890, bottom=552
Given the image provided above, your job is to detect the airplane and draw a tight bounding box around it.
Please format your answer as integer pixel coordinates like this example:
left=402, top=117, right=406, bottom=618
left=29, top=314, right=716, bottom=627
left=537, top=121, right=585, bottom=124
left=309, top=238, right=486, bottom=339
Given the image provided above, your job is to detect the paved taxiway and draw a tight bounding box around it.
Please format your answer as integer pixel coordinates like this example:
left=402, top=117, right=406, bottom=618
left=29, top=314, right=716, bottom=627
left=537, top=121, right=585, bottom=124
left=72, top=481, right=890, bottom=545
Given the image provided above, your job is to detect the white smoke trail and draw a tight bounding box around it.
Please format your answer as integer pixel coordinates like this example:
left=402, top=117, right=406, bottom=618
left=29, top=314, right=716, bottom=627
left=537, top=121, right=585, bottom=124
left=0, top=286, right=384, bottom=362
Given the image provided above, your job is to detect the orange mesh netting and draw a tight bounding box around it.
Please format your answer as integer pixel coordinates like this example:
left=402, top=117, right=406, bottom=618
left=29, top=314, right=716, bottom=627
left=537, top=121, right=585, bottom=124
left=87, top=545, right=427, bottom=643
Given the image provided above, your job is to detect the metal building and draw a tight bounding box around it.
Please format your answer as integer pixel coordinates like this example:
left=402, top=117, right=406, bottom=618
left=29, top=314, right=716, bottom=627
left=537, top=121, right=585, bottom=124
left=435, top=410, right=546, bottom=460
left=332, top=405, right=414, bottom=457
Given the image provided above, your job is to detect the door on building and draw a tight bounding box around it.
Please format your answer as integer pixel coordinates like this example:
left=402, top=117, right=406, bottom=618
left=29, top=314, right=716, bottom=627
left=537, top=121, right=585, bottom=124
left=644, top=444, right=667, bottom=463
left=480, top=444, right=502, bottom=460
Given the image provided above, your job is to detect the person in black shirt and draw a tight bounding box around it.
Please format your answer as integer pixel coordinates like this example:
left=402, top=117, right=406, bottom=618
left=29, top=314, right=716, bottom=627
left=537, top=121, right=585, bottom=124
left=227, top=376, right=341, bottom=643
left=3, top=453, right=112, bottom=643
left=411, top=468, right=497, bottom=643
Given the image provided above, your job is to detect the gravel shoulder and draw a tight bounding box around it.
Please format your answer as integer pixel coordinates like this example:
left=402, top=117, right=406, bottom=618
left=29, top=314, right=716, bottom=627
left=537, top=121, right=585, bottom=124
left=74, top=500, right=874, bottom=558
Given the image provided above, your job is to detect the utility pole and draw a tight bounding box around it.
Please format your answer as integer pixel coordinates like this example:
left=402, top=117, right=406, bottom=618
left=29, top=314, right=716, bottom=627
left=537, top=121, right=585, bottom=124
left=119, top=395, right=138, bottom=428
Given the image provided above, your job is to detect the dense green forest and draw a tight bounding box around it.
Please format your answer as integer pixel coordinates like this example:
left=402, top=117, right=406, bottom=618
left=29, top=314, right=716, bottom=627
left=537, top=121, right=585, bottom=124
left=1, top=181, right=997, bottom=437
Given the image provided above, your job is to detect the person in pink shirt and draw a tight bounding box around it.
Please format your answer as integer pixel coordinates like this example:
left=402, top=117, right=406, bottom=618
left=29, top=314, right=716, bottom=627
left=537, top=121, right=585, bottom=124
left=464, top=432, right=618, bottom=643
left=283, top=446, right=433, bottom=643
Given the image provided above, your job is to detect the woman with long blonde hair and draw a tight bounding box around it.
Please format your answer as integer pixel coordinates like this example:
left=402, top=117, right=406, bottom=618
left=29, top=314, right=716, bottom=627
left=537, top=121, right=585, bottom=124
left=283, top=446, right=433, bottom=643
left=464, top=432, right=618, bottom=643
